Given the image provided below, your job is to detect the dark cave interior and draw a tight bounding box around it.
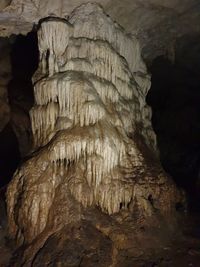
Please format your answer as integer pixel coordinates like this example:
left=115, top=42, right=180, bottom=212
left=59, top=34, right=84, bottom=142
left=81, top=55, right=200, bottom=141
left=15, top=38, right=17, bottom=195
left=0, top=31, right=38, bottom=187
left=147, top=34, right=200, bottom=211
left=8, top=31, right=38, bottom=110
left=0, top=123, right=20, bottom=187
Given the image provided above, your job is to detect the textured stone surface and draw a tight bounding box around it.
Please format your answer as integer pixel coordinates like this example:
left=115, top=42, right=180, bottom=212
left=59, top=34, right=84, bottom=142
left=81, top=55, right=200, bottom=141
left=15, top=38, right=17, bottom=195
left=6, top=4, right=184, bottom=266
left=0, top=0, right=199, bottom=62
left=0, top=0, right=11, bottom=10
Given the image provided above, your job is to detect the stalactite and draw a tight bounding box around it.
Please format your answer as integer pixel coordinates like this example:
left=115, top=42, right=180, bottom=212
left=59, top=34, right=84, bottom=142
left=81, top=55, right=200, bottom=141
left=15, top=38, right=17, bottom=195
left=28, top=3, right=157, bottom=212
left=7, top=4, right=182, bottom=250
left=38, top=19, right=73, bottom=75
left=69, top=3, right=147, bottom=74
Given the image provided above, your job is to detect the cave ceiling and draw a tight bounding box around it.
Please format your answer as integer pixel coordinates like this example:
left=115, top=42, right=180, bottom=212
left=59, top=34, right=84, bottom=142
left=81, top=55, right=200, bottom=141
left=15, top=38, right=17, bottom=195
left=0, top=0, right=199, bottom=62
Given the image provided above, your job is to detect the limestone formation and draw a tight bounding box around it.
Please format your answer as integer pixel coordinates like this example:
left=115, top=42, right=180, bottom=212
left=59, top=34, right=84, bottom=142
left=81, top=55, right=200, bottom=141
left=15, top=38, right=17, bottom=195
left=6, top=3, right=184, bottom=266
left=0, top=0, right=11, bottom=10
left=1, top=0, right=200, bottom=63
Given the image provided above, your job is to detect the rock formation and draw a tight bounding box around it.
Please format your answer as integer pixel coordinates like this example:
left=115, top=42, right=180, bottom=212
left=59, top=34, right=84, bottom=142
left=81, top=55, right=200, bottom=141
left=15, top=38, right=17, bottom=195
left=6, top=3, right=184, bottom=266
left=1, top=0, right=200, bottom=63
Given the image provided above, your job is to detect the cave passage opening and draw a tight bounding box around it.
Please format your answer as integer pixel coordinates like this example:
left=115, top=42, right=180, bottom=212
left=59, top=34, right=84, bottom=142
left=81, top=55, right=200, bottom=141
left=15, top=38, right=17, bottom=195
left=8, top=31, right=38, bottom=111
left=0, top=31, right=39, bottom=189
left=147, top=37, right=200, bottom=212
left=0, top=123, right=20, bottom=187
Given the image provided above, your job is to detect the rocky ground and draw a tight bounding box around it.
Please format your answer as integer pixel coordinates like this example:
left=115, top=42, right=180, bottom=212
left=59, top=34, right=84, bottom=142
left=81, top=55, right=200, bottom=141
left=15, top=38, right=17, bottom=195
left=0, top=187, right=11, bottom=267
left=1, top=185, right=200, bottom=267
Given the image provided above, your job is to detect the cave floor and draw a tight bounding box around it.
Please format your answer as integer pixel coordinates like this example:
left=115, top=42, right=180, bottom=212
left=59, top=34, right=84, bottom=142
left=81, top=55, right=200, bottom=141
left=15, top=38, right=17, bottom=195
left=137, top=213, right=200, bottom=266
left=1, top=184, right=200, bottom=267
left=0, top=231, right=11, bottom=267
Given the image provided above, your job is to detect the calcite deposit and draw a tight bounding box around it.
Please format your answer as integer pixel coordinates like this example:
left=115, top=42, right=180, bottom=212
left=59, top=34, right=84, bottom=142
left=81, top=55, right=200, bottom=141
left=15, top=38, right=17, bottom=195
left=6, top=3, right=184, bottom=266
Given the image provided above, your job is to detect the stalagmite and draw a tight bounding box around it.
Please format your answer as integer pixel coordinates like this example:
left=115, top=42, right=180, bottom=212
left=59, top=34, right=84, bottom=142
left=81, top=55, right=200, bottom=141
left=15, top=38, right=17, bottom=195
left=6, top=4, right=183, bottom=264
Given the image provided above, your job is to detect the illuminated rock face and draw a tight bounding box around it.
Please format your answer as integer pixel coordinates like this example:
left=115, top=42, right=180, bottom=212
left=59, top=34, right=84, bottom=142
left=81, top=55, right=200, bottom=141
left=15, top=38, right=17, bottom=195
left=6, top=3, right=183, bottom=265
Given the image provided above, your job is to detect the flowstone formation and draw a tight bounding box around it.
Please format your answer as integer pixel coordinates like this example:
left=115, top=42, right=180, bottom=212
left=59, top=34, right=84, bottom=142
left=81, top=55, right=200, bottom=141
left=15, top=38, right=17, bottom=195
left=7, top=3, right=184, bottom=266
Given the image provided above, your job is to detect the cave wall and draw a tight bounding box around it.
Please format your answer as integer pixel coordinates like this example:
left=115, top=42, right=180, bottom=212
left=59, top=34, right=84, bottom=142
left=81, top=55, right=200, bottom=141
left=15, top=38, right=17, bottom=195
left=1, top=0, right=200, bottom=64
